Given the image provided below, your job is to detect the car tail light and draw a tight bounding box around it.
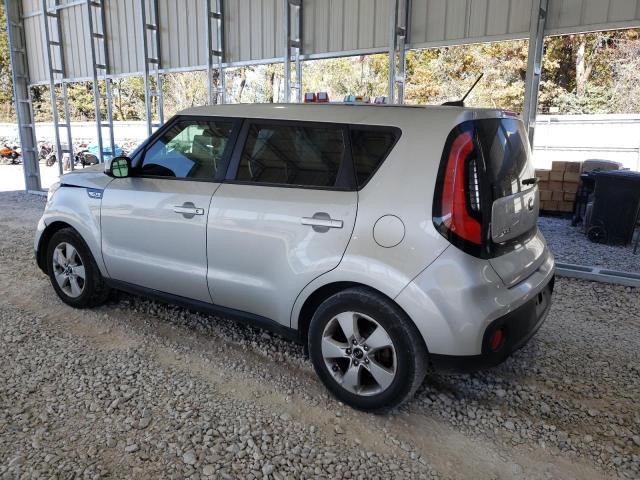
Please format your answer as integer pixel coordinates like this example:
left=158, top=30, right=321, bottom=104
left=433, top=130, right=483, bottom=251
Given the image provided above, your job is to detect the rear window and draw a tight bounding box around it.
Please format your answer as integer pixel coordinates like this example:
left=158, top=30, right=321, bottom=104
left=475, top=119, right=533, bottom=199
left=236, top=123, right=346, bottom=188
left=350, top=128, right=399, bottom=187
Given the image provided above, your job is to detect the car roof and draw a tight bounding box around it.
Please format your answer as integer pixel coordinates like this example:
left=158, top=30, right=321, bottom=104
left=177, top=103, right=510, bottom=126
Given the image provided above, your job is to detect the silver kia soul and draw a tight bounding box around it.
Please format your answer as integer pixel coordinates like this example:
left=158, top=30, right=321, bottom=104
left=35, top=104, right=555, bottom=411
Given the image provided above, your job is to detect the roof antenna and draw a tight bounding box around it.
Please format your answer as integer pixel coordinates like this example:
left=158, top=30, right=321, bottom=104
left=442, top=73, right=484, bottom=107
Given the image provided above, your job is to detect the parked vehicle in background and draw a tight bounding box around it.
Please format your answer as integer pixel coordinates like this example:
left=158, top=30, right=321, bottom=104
left=34, top=104, right=555, bottom=411
left=0, top=144, right=21, bottom=164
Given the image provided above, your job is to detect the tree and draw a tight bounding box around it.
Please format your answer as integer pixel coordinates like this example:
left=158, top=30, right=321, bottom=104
left=0, top=2, right=15, bottom=121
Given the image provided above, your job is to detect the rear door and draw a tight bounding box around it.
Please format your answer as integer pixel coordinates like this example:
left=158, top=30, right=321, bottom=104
left=207, top=119, right=357, bottom=325
left=476, top=118, right=546, bottom=286
left=101, top=117, right=239, bottom=302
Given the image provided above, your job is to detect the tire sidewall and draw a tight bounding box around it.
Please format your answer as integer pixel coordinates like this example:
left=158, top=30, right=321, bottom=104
left=308, top=289, right=422, bottom=411
left=46, top=229, right=101, bottom=308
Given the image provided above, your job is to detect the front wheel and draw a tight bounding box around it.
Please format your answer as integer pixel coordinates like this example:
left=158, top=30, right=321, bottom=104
left=46, top=228, right=110, bottom=308
left=308, top=287, right=427, bottom=412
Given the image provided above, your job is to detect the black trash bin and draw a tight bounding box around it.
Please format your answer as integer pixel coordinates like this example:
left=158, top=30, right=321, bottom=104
left=586, top=170, right=640, bottom=245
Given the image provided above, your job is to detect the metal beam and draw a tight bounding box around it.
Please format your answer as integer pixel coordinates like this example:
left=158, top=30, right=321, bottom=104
left=207, top=0, right=226, bottom=104
left=5, top=0, right=40, bottom=191
left=141, top=0, right=164, bottom=136
left=41, top=0, right=73, bottom=176
left=388, top=0, right=410, bottom=104
left=86, top=0, right=114, bottom=163
left=283, top=0, right=302, bottom=103
left=555, top=262, right=640, bottom=288
left=523, top=0, right=548, bottom=146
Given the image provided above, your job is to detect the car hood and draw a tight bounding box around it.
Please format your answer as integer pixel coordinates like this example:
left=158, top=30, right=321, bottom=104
left=60, top=164, right=113, bottom=190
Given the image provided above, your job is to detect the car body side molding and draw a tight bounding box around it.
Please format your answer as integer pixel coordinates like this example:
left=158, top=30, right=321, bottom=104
left=104, top=279, right=300, bottom=343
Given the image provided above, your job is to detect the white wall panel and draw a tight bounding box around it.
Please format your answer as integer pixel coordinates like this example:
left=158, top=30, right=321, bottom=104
left=158, top=0, right=208, bottom=69
left=409, top=0, right=533, bottom=48
left=546, top=0, right=640, bottom=34
left=224, top=0, right=283, bottom=62
left=60, top=3, right=91, bottom=79
left=105, top=0, right=144, bottom=75
left=302, top=0, right=391, bottom=55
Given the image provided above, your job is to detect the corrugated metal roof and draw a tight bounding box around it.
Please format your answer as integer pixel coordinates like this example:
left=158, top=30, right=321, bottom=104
left=18, top=0, right=640, bottom=85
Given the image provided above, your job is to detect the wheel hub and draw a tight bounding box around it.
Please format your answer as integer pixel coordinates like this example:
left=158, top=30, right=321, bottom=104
left=320, top=311, right=397, bottom=396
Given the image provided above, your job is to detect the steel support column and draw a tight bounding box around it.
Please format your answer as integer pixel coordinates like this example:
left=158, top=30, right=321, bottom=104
left=41, top=0, right=74, bottom=175
left=283, top=0, right=302, bottom=103
left=141, top=0, right=164, bottom=136
left=86, top=0, right=115, bottom=163
left=388, top=0, right=410, bottom=104
left=523, top=0, right=548, bottom=146
left=207, top=0, right=225, bottom=104
left=5, top=0, right=40, bottom=191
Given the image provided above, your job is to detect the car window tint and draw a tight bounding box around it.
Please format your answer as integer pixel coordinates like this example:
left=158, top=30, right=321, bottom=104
left=236, top=123, right=346, bottom=187
left=140, top=120, right=233, bottom=179
left=350, top=129, right=398, bottom=187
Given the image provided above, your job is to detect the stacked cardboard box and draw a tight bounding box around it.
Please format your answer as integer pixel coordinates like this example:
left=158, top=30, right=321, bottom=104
left=536, top=161, right=581, bottom=213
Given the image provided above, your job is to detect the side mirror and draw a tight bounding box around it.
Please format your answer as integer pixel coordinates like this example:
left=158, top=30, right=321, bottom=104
left=106, top=156, right=131, bottom=178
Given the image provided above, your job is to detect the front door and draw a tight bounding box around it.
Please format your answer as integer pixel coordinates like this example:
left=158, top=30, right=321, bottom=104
left=101, top=117, right=239, bottom=302
left=207, top=120, right=358, bottom=325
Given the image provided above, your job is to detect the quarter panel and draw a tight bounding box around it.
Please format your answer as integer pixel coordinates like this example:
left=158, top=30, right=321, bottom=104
left=395, top=245, right=555, bottom=356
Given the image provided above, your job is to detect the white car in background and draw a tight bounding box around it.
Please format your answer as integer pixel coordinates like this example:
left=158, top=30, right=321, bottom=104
left=35, top=103, right=555, bottom=411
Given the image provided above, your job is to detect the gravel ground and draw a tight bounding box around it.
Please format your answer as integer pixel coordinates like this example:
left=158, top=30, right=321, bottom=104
left=538, top=216, right=640, bottom=273
left=1, top=190, right=639, bottom=479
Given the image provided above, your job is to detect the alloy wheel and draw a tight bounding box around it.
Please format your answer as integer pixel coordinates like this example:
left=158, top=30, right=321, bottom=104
left=321, top=311, right=397, bottom=396
left=52, top=242, right=86, bottom=298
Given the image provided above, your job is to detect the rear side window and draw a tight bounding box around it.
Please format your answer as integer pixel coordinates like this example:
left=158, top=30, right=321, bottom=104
left=475, top=119, right=534, bottom=199
left=236, top=123, right=347, bottom=188
left=350, top=128, right=399, bottom=187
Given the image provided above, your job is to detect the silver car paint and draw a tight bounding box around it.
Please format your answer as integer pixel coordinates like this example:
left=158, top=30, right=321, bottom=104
left=101, top=177, right=219, bottom=303
left=207, top=184, right=357, bottom=324
left=34, top=165, right=112, bottom=276
left=395, top=236, right=554, bottom=356
left=36, top=104, right=554, bottom=359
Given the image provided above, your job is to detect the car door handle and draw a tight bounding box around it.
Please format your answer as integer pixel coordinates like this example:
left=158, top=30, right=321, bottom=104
left=301, top=213, right=343, bottom=232
left=173, top=203, right=204, bottom=218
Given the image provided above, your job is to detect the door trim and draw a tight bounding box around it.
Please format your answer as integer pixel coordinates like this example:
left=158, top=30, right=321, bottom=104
left=105, top=278, right=300, bottom=343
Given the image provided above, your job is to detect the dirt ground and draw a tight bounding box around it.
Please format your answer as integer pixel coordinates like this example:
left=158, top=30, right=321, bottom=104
left=0, top=190, right=638, bottom=479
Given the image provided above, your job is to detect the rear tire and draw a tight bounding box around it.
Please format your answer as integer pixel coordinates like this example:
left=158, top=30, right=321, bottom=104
left=46, top=228, right=110, bottom=308
left=308, top=287, right=427, bottom=412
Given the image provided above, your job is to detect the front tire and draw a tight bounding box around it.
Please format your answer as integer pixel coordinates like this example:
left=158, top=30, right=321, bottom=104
left=308, top=287, right=427, bottom=412
left=46, top=228, right=110, bottom=308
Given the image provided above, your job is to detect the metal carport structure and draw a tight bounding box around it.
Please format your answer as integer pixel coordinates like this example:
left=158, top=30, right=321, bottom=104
left=5, top=0, right=640, bottom=192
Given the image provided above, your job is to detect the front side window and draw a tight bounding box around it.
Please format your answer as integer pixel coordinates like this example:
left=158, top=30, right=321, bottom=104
left=236, top=123, right=346, bottom=188
left=139, top=119, right=234, bottom=179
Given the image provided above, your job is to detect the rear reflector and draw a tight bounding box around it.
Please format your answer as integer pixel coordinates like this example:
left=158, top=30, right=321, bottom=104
left=489, top=328, right=504, bottom=352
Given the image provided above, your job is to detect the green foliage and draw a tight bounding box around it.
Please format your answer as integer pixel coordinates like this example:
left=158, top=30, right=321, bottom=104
left=0, top=2, right=15, bottom=121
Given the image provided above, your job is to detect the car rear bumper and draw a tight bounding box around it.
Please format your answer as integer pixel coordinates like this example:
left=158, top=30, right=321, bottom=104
left=429, top=275, right=554, bottom=373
